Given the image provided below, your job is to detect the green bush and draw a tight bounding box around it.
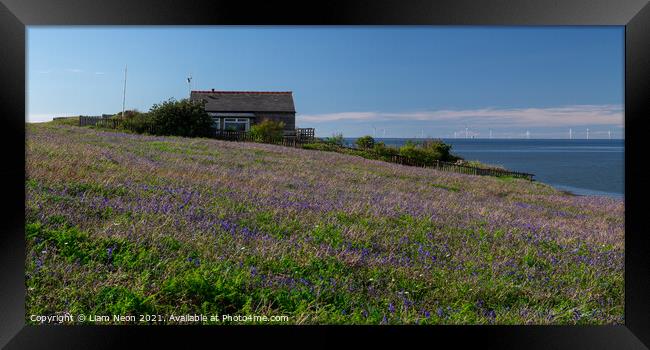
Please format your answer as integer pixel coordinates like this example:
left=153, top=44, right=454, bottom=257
left=463, top=160, right=506, bottom=170
left=355, top=135, right=375, bottom=149
left=399, top=141, right=435, bottom=165
left=117, top=110, right=155, bottom=134
left=302, top=142, right=340, bottom=152
left=250, top=119, right=285, bottom=142
left=372, top=141, right=399, bottom=159
left=324, top=133, right=345, bottom=147
left=397, top=139, right=459, bottom=165
left=421, top=139, right=457, bottom=162
left=148, top=98, right=212, bottom=137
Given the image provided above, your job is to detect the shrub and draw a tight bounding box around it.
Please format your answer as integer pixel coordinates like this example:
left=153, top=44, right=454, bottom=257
left=421, top=139, right=457, bottom=162
left=398, top=139, right=460, bottom=165
left=399, top=141, right=435, bottom=165
left=302, top=142, right=339, bottom=152
left=372, top=141, right=399, bottom=159
left=148, top=98, right=212, bottom=137
left=463, top=160, right=506, bottom=170
left=324, top=133, right=345, bottom=147
left=355, top=135, right=375, bottom=149
left=118, top=110, right=155, bottom=134
left=250, top=119, right=285, bottom=142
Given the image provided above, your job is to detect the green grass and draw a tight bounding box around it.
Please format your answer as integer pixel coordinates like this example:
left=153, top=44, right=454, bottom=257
left=24, top=123, right=624, bottom=325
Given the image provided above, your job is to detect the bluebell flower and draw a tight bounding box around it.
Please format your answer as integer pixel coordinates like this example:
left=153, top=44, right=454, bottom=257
left=388, top=303, right=395, bottom=313
left=573, top=310, right=581, bottom=321
left=486, top=309, right=496, bottom=320
left=107, top=245, right=115, bottom=261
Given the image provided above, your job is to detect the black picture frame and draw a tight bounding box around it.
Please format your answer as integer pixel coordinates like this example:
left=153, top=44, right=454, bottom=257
left=1, top=0, right=648, bottom=348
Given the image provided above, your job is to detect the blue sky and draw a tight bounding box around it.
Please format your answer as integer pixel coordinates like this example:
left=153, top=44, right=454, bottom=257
left=27, top=26, right=624, bottom=138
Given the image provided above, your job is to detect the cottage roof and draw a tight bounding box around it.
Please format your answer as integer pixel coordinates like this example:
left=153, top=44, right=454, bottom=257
left=190, top=90, right=295, bottom=113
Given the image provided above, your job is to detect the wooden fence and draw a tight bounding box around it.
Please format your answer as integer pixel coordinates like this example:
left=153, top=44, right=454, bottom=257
left=338, top=145, right=534, bottom=180
left=214, top=130, right=308, bottom=147
left=384, top=153, right=534, bottom=180
left=296, top=128, right=315, bottom=141
left=79, top=115, right=123, bottom=128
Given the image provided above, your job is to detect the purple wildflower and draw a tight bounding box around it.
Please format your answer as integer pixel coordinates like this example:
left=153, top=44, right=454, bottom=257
left=573, top=310, right=581, bottom=322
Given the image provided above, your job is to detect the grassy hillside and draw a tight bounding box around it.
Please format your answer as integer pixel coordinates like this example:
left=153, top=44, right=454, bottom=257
left=25, top=122, right=624, bottom=325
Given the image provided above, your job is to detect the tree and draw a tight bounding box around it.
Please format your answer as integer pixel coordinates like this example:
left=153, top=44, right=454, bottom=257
left=148, top=98, right=212, bottom=137
left=355, top=135, right=375, bottom=149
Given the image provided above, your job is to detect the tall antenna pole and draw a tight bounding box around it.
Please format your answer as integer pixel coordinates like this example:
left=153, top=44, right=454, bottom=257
left=121, top=64, right=127, bottom=118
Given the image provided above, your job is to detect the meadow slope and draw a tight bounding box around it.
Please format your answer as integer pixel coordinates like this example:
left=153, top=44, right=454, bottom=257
left=25, top=123, right=624, bottom=324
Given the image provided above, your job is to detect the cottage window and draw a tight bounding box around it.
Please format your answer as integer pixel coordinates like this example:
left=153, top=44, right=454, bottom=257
left=210, top=117, right=220, bottom=130
left=223, top=118, right=250, bottom=132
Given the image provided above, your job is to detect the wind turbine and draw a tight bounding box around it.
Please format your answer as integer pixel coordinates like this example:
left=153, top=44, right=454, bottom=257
left=489, top=129, right=493, bottom=139
left=465, top=126, right=469, bottom=139
left=526, top=130, right=530, bottom=139
left=586, top=128, right=590, bottom=140
left=569, top=128, right=573, bottom=140
left=608, top=130, right=612, bottom=140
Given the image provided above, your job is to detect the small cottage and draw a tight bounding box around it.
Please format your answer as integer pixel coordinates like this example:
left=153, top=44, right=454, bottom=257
left=190, top=90, right=296, bottom=134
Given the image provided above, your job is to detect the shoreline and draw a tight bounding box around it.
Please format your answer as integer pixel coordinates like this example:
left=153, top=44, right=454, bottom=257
left=549, top=184, right=623, bottom=199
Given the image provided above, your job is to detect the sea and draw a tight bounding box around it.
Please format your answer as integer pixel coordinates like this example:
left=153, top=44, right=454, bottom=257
left=342, top=138, right=624, bottom=199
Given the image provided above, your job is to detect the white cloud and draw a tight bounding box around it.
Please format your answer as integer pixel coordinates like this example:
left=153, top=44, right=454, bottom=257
left=297, top=104, right=623, bottom=127
left=65, top=68, right=83, bottom=73
left=94, top=72, right=105, bottom=75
